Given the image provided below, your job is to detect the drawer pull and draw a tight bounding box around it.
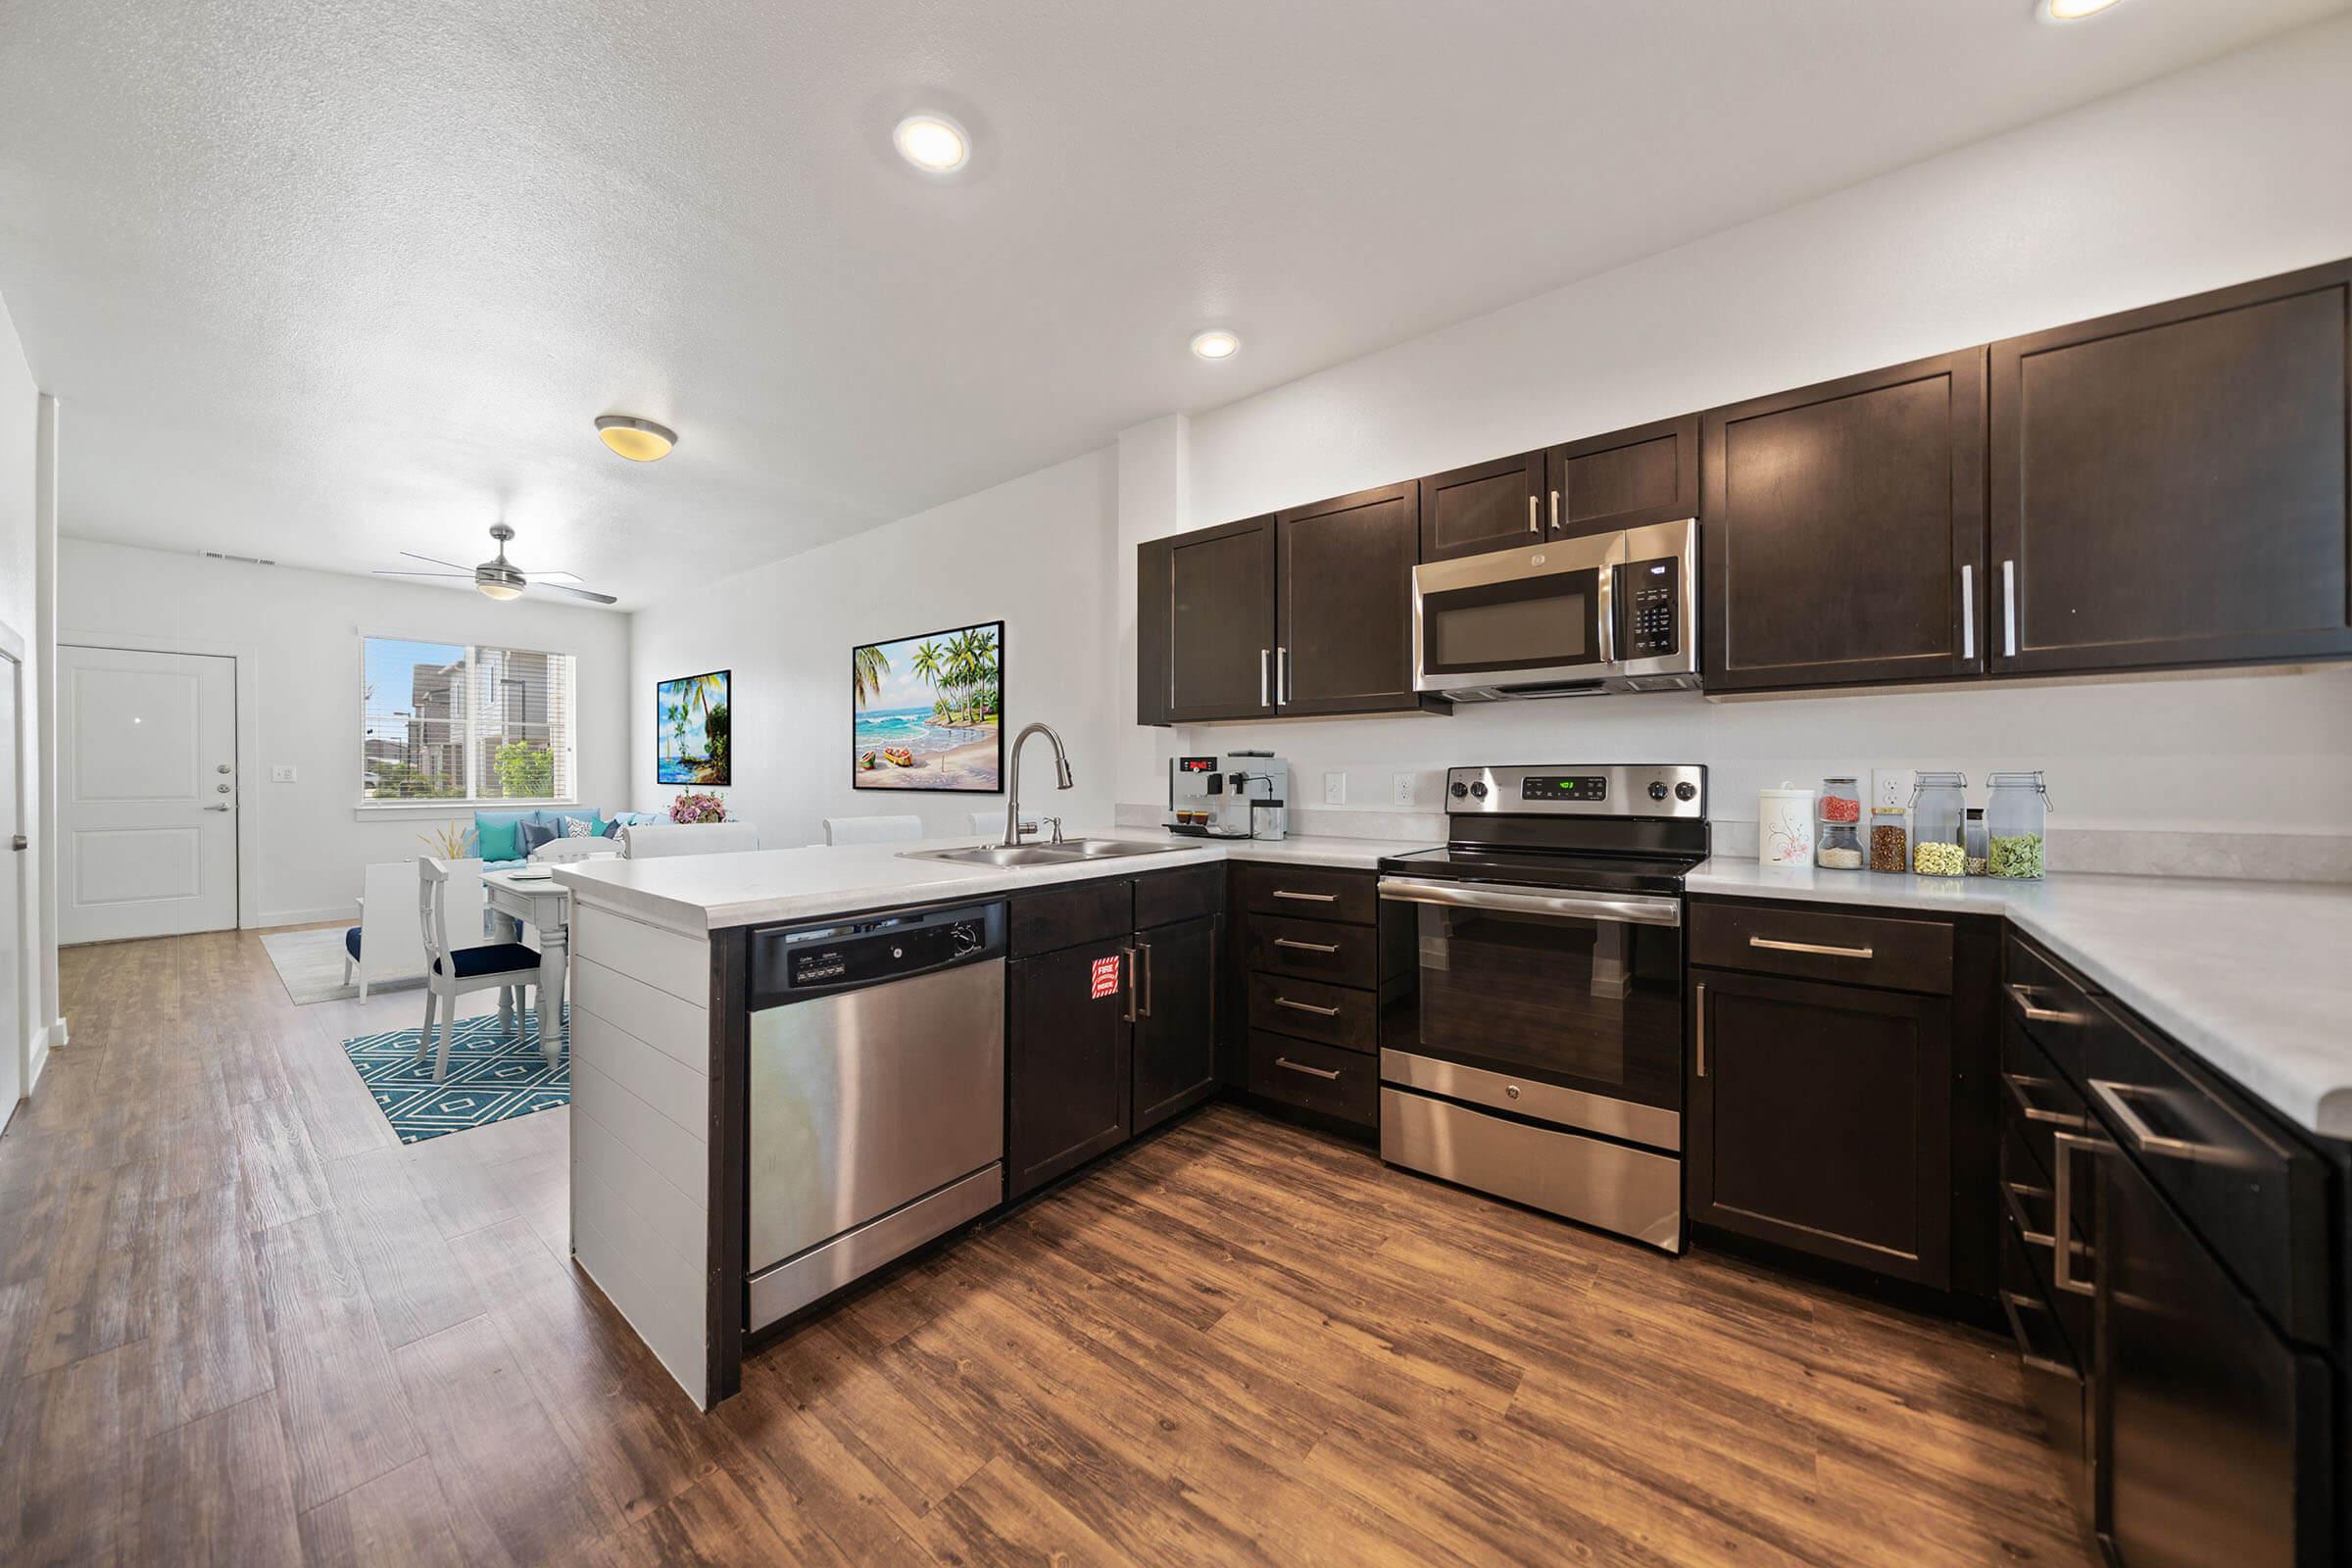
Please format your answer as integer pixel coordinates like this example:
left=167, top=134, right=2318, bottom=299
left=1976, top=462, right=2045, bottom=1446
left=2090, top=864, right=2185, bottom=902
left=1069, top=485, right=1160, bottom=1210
left=1749, top=935, right=1873, bottom=960
left=2002, top=1069, right=2088, bottom=1130
left=2088, top=1078, right=2245, bottom=1168
left=2050, top=1129, right=2106, bottom=1298
left=1693, top=982, right=1706, bottom=1079
left=1270, top=890, right=1339, bottom=904
left=2001, top=1179, right=2056, bottom=1249
left=1998, top=1291, right=2078, bottom=1381
left=1274, top=996, right=1342, bottom=1017
left=1272, top=936, right=1342, bottom=955
left=2006, top=982, right=2082, bottom=1026
left=1276, top=1055, right=1343, bottom=1082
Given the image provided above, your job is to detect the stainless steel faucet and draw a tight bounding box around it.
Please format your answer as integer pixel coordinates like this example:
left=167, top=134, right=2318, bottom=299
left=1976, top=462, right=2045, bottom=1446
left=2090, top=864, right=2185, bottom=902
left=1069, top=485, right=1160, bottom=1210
left=1004, top=723, right=1073, bottom=846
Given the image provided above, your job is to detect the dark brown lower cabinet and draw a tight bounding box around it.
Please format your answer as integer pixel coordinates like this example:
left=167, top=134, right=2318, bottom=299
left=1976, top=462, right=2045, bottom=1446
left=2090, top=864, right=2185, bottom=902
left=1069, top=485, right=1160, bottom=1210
left=1131, top=914, right=1218, bottom=1134
left=1688, top=967, right=1953, bottom=1287
left=1006, top=940, right=1132, bottom=1200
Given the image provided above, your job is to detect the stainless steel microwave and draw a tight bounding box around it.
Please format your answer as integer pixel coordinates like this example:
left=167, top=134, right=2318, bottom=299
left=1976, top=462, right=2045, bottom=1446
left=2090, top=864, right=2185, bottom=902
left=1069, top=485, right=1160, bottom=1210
left=1411, top=517, right=1699, bottom=701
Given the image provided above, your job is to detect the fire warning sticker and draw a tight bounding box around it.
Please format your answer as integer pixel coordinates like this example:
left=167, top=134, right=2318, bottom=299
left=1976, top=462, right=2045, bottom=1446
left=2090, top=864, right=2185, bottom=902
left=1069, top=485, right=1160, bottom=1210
left=1090, top=954, right=1122, bottom=1001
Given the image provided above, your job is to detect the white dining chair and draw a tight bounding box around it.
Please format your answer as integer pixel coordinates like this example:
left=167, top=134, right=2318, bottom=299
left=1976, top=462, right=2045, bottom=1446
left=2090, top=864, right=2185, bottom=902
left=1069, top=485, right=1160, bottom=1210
left=621, top=822, right=762, bottom=858
left=821, top=815, right=922, bottom=846
left=343, top=860, right=429, bottom=1000
left=415, top=857, right=546, bottom=1082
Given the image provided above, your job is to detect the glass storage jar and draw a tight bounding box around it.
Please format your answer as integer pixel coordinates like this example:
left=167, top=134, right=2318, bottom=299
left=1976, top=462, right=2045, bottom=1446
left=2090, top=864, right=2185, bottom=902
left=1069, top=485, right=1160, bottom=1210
left=1985, top=771, right=2050, bottom=879
left=1868, top=806, right=1908, bottom=873
left=1964, top=808, right=1989, bottom=877
left=1817, top=822, right=1863, bottom=869
left=1909, top=770, right=1968, bottom=875
left=1818, top=777, right=1862, bottom=829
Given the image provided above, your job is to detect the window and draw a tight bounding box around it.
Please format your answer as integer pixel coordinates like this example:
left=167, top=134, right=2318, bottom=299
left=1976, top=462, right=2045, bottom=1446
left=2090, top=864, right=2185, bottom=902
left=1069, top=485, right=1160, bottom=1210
left=362, top=637, right=576, bottom=805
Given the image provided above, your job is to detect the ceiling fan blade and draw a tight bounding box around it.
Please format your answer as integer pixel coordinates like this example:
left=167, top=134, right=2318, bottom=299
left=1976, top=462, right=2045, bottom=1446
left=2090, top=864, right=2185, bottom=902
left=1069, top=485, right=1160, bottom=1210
left=374, top=568, right=475, bottom=578
left=399, top=550, right=476, bottom=570
left=526, top=580, right=618, bottom=605
left=522, top=570, right=584, bottom=585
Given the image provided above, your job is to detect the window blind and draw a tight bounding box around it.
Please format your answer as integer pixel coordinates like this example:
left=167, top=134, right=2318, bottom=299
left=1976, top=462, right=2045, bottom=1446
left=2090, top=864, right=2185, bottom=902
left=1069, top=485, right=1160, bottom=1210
left=362, top=636, right=576, bottom=804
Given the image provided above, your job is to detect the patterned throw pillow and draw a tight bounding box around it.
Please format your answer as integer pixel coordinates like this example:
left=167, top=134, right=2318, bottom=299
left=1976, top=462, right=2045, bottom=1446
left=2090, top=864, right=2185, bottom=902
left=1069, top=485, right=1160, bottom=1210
left=564, top=815, right=600, bottom=838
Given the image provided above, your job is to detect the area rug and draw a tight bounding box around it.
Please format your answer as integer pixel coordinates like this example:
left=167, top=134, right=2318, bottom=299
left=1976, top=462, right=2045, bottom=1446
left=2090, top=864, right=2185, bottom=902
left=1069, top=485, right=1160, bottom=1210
left=339, top=1008, right=569, bottom=1144
left=262, top=925, right=422, bottom=1005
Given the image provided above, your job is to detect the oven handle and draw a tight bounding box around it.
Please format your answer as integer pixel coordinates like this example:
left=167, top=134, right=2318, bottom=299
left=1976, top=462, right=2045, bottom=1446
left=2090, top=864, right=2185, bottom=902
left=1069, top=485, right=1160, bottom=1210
left=1377, top=877, right=1681, bottom=928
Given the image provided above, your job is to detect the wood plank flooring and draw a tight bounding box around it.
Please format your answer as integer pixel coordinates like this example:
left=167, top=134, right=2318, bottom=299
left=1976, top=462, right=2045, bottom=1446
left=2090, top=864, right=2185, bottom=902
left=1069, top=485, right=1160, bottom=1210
left=0, top=928, right=2092, bottom=1565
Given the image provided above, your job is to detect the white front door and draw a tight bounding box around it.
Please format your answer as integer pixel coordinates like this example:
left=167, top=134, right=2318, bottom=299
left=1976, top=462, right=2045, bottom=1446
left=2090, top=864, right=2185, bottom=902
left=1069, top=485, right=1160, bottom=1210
left=60, top=645, right=239, bottom=945
left=0, top=655, right=21, bottom=1124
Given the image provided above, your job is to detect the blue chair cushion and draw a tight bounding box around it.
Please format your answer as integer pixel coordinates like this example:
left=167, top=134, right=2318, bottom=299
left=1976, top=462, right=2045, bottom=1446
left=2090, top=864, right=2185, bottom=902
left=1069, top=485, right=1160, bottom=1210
left=431, top=942, right=542, bottom=979
left=344, top=926, right=363, bottom=959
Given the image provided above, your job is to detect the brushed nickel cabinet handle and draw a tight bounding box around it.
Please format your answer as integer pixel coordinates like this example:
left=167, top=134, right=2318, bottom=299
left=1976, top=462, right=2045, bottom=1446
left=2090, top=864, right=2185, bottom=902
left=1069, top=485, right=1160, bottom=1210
left=2006, top=982, right=2081, bottom=1026
left=1549, top=489, right=1561, bottom=532
left=2089, top=1078, right=2237, bottom=1166
left=1122, top=946, right=1139, bottom=1024
left=1278, top=646, right=1292, bottom=705
left=1527, top=495, right=1540, bottom=534
left=1270, top=890, right=1338, bottom=904
left=2002, top=559, right=2018, bottom=659
left=2002, top=1069, right=2088, bottom=1130
left=1277, top=1056, right=1342, bottom=1081
left=1749, top=935, right=1873, bottom=960
left=1274, top=996, right=1341, bottom=1017
left=1272, top=937, right=1341, bottom=955
left=1693, top=982, right=1706, bottom=1078
left=1259, top=649, right=1270, bottom=707
left=2051, top=1129, right=2105, bottom=1298
left=1960, top=564, right=1976, bottom=662
left=1137, top=940, right=1153, bottom=1020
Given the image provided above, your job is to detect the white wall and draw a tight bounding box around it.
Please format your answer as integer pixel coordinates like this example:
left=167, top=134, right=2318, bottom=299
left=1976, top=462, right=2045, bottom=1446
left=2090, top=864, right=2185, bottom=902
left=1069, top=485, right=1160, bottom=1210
left=1116, top=15, right=2352, bottom=848
left=630, top=449, right=1120, bottom=848
left=58, top=539, right=632, bottom=927
left=0, top=291, right=49, bottom=1086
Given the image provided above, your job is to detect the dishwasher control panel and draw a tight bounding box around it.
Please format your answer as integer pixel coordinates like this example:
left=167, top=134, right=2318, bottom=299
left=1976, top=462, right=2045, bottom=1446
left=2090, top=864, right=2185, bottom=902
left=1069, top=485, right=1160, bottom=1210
left=752, top=900, right=1005, bottom=1007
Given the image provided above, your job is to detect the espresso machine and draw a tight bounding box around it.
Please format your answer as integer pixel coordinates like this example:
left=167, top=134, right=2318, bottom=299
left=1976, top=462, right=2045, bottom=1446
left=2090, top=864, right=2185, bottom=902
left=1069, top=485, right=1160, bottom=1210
left=1166, top=752, right=1289, bottom=840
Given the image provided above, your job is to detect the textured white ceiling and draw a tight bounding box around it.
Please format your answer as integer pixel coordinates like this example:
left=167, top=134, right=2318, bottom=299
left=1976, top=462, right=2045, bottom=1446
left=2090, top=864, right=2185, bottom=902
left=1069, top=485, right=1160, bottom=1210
left=2, top=0, right=2342, bottom=608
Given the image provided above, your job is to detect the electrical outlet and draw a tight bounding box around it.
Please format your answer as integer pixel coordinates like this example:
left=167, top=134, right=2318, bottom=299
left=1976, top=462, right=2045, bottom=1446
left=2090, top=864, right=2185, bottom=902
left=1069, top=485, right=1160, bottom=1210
left=1870, top=767, right=1915, bottom=811
left=1392, top=772, right=1415, bottom=807
left=1322, top=770, right=1348, bottom=806
left=271, top=765, right=297, bottom=783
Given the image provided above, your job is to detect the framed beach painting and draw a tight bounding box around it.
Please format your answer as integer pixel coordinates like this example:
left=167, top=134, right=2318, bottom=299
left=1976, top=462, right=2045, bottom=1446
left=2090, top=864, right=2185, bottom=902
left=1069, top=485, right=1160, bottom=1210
left=657, top=669, right=730, bottom=786
left=852, top=620, right=1003, bottom=792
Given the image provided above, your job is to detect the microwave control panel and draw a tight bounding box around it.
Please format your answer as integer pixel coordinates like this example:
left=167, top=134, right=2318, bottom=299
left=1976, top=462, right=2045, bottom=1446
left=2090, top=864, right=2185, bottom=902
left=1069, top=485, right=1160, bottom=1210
left=1622, top=558, right=1680, bottom=658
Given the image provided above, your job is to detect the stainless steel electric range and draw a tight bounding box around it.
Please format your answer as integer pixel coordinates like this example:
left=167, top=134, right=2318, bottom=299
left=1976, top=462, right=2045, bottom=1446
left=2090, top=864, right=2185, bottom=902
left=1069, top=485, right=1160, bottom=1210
left=1377, top=763, right=1707, bottom=1251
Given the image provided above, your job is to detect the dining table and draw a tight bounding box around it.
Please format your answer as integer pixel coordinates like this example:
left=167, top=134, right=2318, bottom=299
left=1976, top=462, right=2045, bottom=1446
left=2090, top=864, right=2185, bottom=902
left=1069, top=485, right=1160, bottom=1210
left=480, top=862, right=581, bottom=1067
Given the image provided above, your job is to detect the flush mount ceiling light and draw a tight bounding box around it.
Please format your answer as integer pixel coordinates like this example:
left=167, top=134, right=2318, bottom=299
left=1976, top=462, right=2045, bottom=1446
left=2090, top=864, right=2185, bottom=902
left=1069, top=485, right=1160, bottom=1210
left=2037, top=0, right=2127, bottom=22
left=1190, top=329, right=1241, bottom=362
left=595, top=415, right=677, bottom=462
left=893, top=113, right=970, bottom=173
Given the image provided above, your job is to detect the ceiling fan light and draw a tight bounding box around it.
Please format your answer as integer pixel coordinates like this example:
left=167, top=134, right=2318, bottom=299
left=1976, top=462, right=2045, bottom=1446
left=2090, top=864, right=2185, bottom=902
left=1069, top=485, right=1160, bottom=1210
left=476, top=579, right=524, bottom=602
left=595, top=415, right=677, bottom=462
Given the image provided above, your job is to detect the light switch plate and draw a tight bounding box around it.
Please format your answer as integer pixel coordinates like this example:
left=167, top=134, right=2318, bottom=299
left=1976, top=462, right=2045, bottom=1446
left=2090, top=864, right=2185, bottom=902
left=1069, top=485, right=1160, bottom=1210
left=1392, top=772, right=1415, bottom=807
left=1322, top=771, right=1348, bottom=806
left=271, top=765, right=297, bottom=783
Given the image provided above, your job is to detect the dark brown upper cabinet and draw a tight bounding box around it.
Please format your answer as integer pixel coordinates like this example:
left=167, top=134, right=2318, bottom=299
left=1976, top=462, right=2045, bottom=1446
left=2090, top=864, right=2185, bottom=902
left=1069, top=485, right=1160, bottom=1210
left=1418, top=450, right=1545, bottom=562
left=1546, top=414, right=1700, bottom=542
left=1702, top=350, right=1987, bottom=693
left=1988, top=259, right=2352, bottom=677
left=1274, top=480, right=1432, bottom=716
left=1136, top=514, right=1277, bottom=725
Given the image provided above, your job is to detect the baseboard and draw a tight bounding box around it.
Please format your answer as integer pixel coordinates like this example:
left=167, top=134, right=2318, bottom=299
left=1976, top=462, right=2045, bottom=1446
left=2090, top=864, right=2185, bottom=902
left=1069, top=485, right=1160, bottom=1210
left=256, top=906, right=357, bottom=930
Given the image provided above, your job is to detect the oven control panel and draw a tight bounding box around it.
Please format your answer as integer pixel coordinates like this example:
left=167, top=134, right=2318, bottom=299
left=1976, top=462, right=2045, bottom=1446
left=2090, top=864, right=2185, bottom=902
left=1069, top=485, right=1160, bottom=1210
left=1620, top=558, right=1680, bottom=659
left=1519, top=774, right=1607, bottom=804
left=1443, top=763, right=1706, bottom=820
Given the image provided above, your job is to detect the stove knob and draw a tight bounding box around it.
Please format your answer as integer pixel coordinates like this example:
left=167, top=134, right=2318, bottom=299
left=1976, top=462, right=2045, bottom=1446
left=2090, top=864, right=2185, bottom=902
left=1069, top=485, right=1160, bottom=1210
left=1448, top=781, right=1469, bottom=799
left=1675, top=781, right=1698, bottom=803
left=1647, top=781, right=1669, bottom=802
left=1469, top=781, right=1488, bottom=800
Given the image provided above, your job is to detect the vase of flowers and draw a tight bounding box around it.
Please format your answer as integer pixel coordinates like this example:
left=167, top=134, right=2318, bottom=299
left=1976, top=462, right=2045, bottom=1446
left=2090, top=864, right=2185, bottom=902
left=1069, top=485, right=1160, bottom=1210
left=670, top=791, right=728, bottom=825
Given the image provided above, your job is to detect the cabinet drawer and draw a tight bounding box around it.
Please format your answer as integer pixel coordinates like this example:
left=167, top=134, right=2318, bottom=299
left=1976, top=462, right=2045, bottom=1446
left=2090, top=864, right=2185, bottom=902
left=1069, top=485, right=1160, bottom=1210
left=1247, top=1031, right=1377, bottom=1128
left=2084, top=994, right=2329, bottom=1346
left=2002, top=936, right=2099, bottom=1088
left=1246, top=971, right=1376, bottom=1054
left=1690, top=901, right=1952, bottom=994
left=1243, top=912, right=1378, bottom=989
left=1998, top=1222, right=2090, bottom=1525
left=1008, top=877, right=1133, bottom=958
left=1999, top=1015, right=2091, bottom=1189
left=1134, top=863, right=1222, bottom=930
left=1234, top=862, right=1377, bottom=926
left=2000, top=1114, right=2092, bottom=1354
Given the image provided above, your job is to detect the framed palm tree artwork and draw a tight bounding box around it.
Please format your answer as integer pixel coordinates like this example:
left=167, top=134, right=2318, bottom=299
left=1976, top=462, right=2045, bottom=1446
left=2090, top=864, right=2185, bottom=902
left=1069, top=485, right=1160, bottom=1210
left=852, top=620, right=1003, bottom=792
left=657, top=669, right=730, bottom=785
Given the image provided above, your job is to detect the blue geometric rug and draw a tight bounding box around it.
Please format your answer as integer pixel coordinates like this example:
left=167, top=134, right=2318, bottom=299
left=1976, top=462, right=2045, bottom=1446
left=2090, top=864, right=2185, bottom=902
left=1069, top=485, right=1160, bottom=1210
left=340, top=1007, right=569, bottom=1145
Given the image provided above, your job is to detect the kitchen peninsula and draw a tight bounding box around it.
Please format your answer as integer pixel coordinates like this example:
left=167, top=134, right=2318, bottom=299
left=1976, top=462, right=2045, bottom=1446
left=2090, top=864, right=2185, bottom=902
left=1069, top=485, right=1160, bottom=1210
left=553, top=832, right=2352, bottom=1412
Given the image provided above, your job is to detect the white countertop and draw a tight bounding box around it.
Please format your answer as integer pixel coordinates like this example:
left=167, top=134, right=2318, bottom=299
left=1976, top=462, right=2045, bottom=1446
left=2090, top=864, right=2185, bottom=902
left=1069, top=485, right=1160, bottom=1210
left=1690, top=858, right=2352, bottom=1142
left=550, top=826, right=1436, bottom=937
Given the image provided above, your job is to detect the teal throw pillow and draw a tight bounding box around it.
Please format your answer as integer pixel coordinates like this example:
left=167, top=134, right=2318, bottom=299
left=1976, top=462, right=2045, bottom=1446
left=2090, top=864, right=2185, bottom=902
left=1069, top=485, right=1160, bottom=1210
left=472, top=811, right=524, bottom=863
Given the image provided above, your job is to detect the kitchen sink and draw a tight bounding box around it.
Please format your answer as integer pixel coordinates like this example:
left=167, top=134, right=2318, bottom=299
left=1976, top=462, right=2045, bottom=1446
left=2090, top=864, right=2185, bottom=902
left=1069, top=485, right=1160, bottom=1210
left=901, top=838, right=1185, bottom=868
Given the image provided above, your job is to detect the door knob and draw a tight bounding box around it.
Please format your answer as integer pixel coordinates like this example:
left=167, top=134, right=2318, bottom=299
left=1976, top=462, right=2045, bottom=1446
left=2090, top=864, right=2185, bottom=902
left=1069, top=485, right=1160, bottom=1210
left=205, top=803, right=231, bottom=812
left=217, top=763, right=232, bottom=773
left=10, top=835, right=24, bottom=851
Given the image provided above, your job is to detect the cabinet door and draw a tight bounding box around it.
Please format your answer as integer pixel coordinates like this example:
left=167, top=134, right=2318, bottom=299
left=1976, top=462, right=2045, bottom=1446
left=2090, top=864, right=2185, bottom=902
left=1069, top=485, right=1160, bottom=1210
left=1418, top=450, right=1544, bottom=562
left=1546, top=415, right=1699, bottom=542
left=1132, top=914, right=1218, bottom=1134
left=1136, top=516, right=1277, bottom=725
left=1006, top=943, right=1132, bottom=1199
left=1989, top=260, right=2352, bottom=676
left=1274, top=481, right=1425, bottom=715
left=1688, top=967, right=1953, bottom=1286
left=1701, top=350, right=1986, bottom=692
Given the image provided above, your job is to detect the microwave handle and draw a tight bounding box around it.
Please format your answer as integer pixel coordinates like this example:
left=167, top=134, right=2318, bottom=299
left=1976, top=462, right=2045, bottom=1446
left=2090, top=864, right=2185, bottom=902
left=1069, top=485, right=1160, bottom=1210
left=1596, top=556, right=1618, bottom=666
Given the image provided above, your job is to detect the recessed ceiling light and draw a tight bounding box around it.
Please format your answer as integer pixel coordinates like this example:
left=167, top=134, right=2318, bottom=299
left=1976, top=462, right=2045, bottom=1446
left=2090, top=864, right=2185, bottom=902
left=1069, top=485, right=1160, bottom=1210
left=595, top=415, right=677, bottom=462
left=1190, top=329, right=1241, bottom=362
left=2037, top=0, right=2126, bottom=22
left=894, top=113, right=970, bottom=173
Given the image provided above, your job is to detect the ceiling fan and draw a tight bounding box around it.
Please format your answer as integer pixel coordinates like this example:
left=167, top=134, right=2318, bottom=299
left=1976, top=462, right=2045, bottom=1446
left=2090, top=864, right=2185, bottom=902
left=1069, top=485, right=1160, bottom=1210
left=374, top=523, right=616, bottom=605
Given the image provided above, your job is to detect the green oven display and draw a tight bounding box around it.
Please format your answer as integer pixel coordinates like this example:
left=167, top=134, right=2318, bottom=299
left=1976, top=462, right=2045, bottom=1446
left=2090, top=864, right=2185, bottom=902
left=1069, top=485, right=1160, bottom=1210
left=1521, top=775, right=1606, bottom=803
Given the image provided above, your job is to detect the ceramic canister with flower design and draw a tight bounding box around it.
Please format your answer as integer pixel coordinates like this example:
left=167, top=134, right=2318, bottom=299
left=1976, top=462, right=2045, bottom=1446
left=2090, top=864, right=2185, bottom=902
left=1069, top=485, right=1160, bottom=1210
left=1757, top=783, right=1817, bottom=867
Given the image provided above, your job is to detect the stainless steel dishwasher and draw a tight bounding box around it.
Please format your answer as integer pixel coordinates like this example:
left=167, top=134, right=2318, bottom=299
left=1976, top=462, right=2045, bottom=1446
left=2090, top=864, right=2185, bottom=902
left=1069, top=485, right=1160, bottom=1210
left=745, top=900, right=1005, bottom=1333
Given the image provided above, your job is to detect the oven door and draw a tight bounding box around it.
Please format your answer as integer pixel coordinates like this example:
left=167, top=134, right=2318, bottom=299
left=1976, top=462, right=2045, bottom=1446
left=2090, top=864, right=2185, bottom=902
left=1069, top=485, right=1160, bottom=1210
left=1412, top=535, right=1618, bottom=695
left=1377, top=878, right=1684, bottom=1150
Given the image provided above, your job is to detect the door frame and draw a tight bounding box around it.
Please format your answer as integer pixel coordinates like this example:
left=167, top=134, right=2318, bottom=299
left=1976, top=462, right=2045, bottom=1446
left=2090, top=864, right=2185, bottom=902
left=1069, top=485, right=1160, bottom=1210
left=0, top=615, right=28, bottom=1113
left=58, top=632, right=261, bottom=932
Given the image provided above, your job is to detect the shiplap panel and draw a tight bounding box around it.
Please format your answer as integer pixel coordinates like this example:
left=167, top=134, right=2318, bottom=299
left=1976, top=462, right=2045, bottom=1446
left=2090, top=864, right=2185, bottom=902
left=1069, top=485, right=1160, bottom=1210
left=570, top=1055, right=705, bottom=1205
left=572, top=955, right=708, bottom=1072
left=572, top=904, right=708, bottom=1004
left=569, top=1006, right=708, bottom=1141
